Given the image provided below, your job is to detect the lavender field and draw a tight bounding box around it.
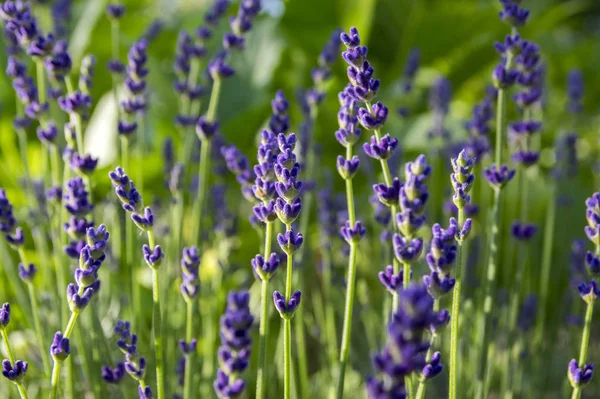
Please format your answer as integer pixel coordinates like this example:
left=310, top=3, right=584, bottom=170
left=1, top=0, right=600, bottom=398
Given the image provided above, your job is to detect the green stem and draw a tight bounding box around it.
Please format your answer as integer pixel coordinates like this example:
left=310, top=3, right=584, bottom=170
left=284, top=318, right=292, bottom=399
left=449, top=209, right=466, bottom=399
left=572, top=300, right=594, bottom=399
left=476, top=189, right=501, bottom=399
left=17, top=384, right=29, bottom=399
left=535, top=184, right=555, bottom=347
left=148, top=230, right=165, bottom=399
left=191, top=139, right=211, bottom=245
left=256, top=221, right=274, bottom=398
left=1, top=329, right=15, bottom=363
left=415, top=299, right=440, bottom=399
left=17, top=248, right=51, bottom=377
left=336, top=141, right=361, bottom=399
left=50, top=311, right=79, bottom=399
left=183, top=300, right=195, bottom=399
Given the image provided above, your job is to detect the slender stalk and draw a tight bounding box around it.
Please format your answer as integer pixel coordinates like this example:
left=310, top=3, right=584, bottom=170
left=284, top=318, right=292, bottom=399
left=571, top=300, right=595, bottom=399
left=535, top=184, right=556, bottom=346
left=182, top=301, right=194, bottom=399
left=336, top=141, right=360, bottom=399
left=17, top=384, right=29, bottom=399
left=256, top=221, right=274, bottom=398
left=50, top=310, right=79, bottom=399
left=1, top=329, right=15, bottom=363
left=148, top=229, right=165, bottom=399
left=449, top=209, right=466, bottom=399
left=16, top=248, right=51, bottom=377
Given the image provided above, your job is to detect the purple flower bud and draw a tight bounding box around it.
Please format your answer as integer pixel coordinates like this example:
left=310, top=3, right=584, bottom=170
left=178, top=339, right=198, bottom=355
left=2, top=359, right=28, bottom=383
left=275, top=197, right=302, bottom=225
left=393, top=234, right=423, bottom=263
left=58, top=91, right=92, bottom=116
left=18, top=262, right=37, bottom=282
left=373, top=177, right=401, bottom=207
left=209, top=51, right=235, bottom=80
left=253, top=200, right=277, bottom=223
left=251, top=253, right=280, bottom=281
left=36, top=122, right=58, bottom=144
left=69, top=152, right=98, bottom=176
left=568, top=359, right=594, bottom=388
left=340, top=220, right=366, bottom=244
left=336, top=155, right=360, bottom=180
left=0, top=303, right=10, bottom=328
left=277, top=229, right=303, bottom=254
left=50, top=331, right=71, bottom=361
left=67, top=282, right=99, bottom=312
left=102, top=363, right=126, bottom=384
left=142, top=245, right=164, bottom=269
left=423, top=271, right=456, bottom=299
left=430, top=310, right=451, bottom=334
left=484, top=163, right=515, bottom=190
left=106, top=3, right=125, bottom=19
left=492, top=64, right=518, bottom=89
left=5, top=227, right=24, bottom=247
left=499, top=1, right=530, bottom=28
left=107, top=59, right=125, bottom=75
left=273, top=290, right=302, bottom=319
left=196, top=116, right=219, bottom=140
left=578, top=281, right=600, bottom=304
left=511, top=221, right=537, bottom=241
left=45, top=40, right=72, bottom=80
left=363, top=134, right=398, bottom=160
left=125, top=356, right=147, bottom=380
left=378, top=265, right=411, bottom=295
left=358, top=102, right=388, bottom=130
left=131, top=207, right=155, bottom=231
left=420, top=351, right=443, bottom=380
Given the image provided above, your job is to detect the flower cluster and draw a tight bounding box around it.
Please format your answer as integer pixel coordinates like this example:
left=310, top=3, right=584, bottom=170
left=366, top=283, right=439, bottom=397
left=464, top=87, right=495, bottom=161
left=214, top=291, right=254, bottom=398
left=62, top=177, right=94, bottom=259
left=109, top=167, right=154, bottom=231
left=118, top=39, right=148, bottom=137
left=450, top=149, right=475, bottom=213
left=423, top=220, right=459, bottom=299
left=110, top=320, right=152, bottom=394
left=180, top=246, right=200, bottom=302
left=0, top=188, right=25, bottom=248
left=67, top=224, right=110, bottom=313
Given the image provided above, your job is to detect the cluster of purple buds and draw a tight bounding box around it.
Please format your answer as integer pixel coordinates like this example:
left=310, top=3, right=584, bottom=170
left=62, top=177, right=94, bottom=258
left=306, top=28, right=342, bottom=106
left=59, top=90, right=92, bottom=121
left=50, top=331, right=71, bottom=361
left=78, top=54, right=96, bottom=94
left=397, top=155, right=431, bottom=238
left=340, top=27, right=380, bottom=102
left=584, top=193, right=600, bottom=277
left=252, top=253, right=280, bottom=282
left=214, top=291, right=253, bottom=398
left=423, top=220, right=462, bottom=299
left=221, top=145, right=255, bottom=204
left=224, top=0, right=260, bottom=50
left=450, top=149, right=475, bottom=211
left=118, top=39, right=148, bottom=136
left=1, top=0, right=39, bottom=48
left=181, top=246, right=200, bottom=302
left=6, top=55, right=49, bottom=120
left=483, top=163, right=516, bottom=190
left=0, top=303, right=10, bottom=329
left=45, top=39, right=72, bottom=85
left=106, top=3, right=125, bottom=20
left=366, top=283, right=441, bottom=397
left=428, top=77, right=452, bottom=139
left=0, top=189, right=25, bottom=248
left=566, top=68, right=583, bottom=114
left=2, top=359, right=28, bottom=385
left=464, top=89, right=495, bottom=161
left=499, top=0, right=530, bottom=28
left=109, top=167, right=155, bottom=231
left=67, top=224, right=109, bottom=312
left=110, top=320, right=152, bottom=394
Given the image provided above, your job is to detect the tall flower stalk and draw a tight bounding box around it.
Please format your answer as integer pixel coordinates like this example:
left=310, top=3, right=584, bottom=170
left=568, top=193, right=600, bottom=399
left=448, top=150, right=475, bottom=399
left=251, top=91, right=289, bottom=398
left=475, top=1, right=524, bottom=393
left=1, top=303, right=30, bottom=399
left=180, top=246, right=200, bottom=399
left=109, top=167, right=165, bottom=399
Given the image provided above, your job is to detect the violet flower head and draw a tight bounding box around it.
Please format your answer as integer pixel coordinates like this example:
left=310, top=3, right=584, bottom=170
left=393, top=234, right=423, bottom=263
left=226, top=0, right=260, bottom=50
left=17, top=262, right=36, bottom=282
left=309, top=28, right=342, bottom=103
left=0, top=188, right=18, bottom=236
left=209, top=50, right=235, bottom=80
left=426, top=220, right=458, bottom=276
left=181, top=246, right=200, bottom=302
left=484, top=163, right=515, bottom=190
left=63, top=177, right=93, bottom=217
left=450, top=149, right=475, bottom=210
left=341, top=27, right=380, bottom=102
left=378, top=266, right=412, bottom=295
left=273, top=290, right=302, bottom=319
left=251, top=253, right=279, bottom=281
left=420, top=351, right=443, bottom=381
left=102, top=362, right=126, bottom=384
left=45, top=40, right=72, bottom=80
left=79, top=54, right=96, bottom=94
left=142, top=244, right=164, bottom=270
left=366, top=283, right=436, bottom=398
left=340, top=220, right=366, bottom=244
left=499, top=0, right=530, bottom=28
left=423, top=271, right=456, bottom=299
left=363, top=134, right=398, bottom=161
left=69, top=151, right=98, bottom=177
left=214, top=290, right=253, bottom=399
left=492, top=64, right=518, bottom=89
left=335, top=85, right=362, bottom=147
left=109, top=167, right=143, bottom=213
left=511, top=221, right=537, bottom=241
left=50, top=331, right=71, bottom=361
left=2, top=360, right=28, bottom=384
left=394, top=154, right=432, bottom=238
left=567, top=68, right=584, bottom=114
left=106, top=3, right=125, bottom=19
left=568, top=360, right=594, bottom=389
left=205, top=0, right=230, bottom=26
left=0, top=303, right=9, bottom=329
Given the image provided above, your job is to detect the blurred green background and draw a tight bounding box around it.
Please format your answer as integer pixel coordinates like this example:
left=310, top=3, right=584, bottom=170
left=1, top=0, right=600, bottom=397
